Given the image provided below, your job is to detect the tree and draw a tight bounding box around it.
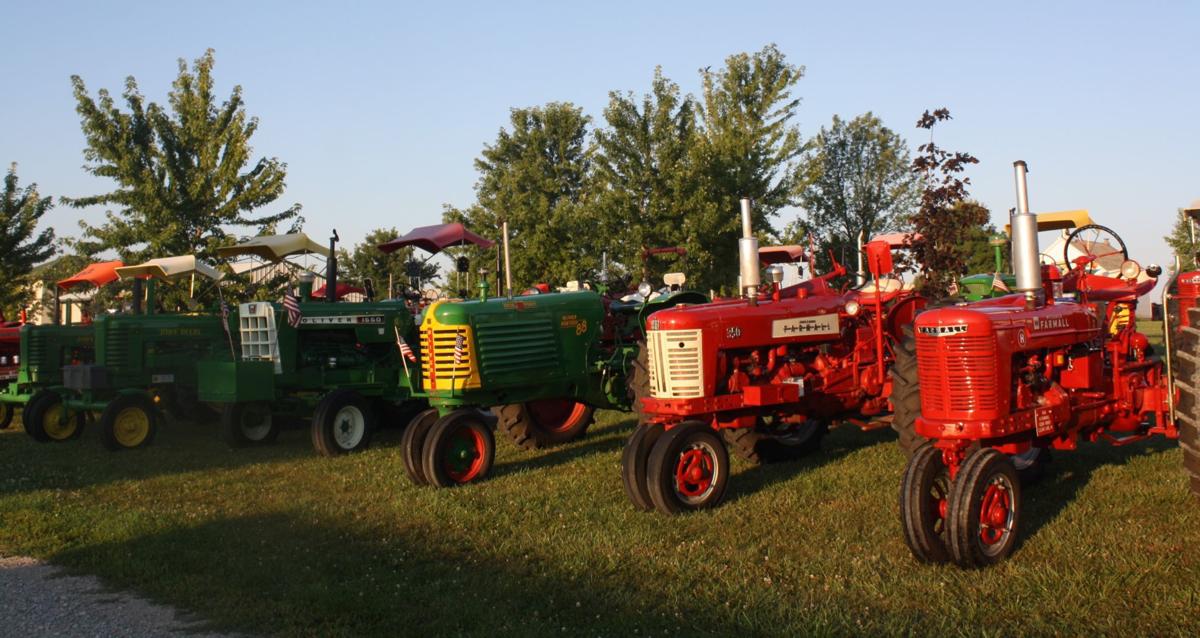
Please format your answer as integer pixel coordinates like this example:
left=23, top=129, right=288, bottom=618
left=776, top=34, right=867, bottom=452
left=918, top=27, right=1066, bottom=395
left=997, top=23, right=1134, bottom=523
left=1165, top=208, right=1200, bottom=273
left=0, top=164, right=57, bottom=317
left=64, top=49, right=301, bottom=306
left=908, top=109, right=988, bottom=298
left=962, top=219, right=1009, bottom=275
left=338, top=228, right=439, bottom=298
left=798, top=113, right=918, bottom=271
left=590, top=68, right=705, bottom=287
left=692, top=44, right=807, bottom=292
left=444, top=103, right=594, bottom=288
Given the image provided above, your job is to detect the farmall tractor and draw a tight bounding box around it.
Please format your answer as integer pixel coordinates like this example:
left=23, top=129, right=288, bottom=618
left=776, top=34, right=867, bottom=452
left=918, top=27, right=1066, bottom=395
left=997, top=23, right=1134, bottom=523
left=624, top=199, right=926, bottom=514
left=893, top=161, right=1195, bottom=568
left=0, top=317, right=21, bottom=429
left=1, top=261, right=123, bottom=436
left=28, top=256, right=231, bottom=450
left=400, top=238, right=707, bottom=488
left=198, top=232, right=428, bottom=456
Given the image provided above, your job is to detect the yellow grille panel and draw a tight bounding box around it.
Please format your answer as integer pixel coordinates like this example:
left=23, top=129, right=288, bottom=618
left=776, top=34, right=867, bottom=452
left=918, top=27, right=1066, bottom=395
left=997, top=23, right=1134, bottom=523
left=419, top=303, right=481, bottom=391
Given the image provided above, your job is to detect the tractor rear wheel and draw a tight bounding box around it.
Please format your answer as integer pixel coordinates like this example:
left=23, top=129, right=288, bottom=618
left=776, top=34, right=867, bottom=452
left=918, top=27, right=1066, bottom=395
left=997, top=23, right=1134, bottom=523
left=310, top=390, right=376, bottom=456
left=946, top=448, right=1021, bottom=568
left=421, top=409, right=495, bottom=487
left=900, top=443, right=951, bottom=564
left=25, top=391, right=86, bottom=443
left=401, top=408, right=440, bottom=485
left=627, top=341, right=650, bottom=420
left=721, top=418, right=826, bottom=464
left=221, top=402, right=279, bottom=448
left=1177, top=307, right=1200, bottom=498
left=0, top=401, right=15, bottom=430
left=99, top=394, right=158, bottom=451
left=646, top=421, right=730, bottom=515
left=492, top=399, right=594, bottom=450
left=890, top=329, right=925, bottom=458
left=621, top=423, right=665, bottom=512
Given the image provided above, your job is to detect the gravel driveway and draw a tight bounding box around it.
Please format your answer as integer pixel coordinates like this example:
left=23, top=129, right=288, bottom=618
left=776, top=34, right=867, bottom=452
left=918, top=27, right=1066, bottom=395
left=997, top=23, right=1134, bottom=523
left=0, top=556, right=244, bottom=638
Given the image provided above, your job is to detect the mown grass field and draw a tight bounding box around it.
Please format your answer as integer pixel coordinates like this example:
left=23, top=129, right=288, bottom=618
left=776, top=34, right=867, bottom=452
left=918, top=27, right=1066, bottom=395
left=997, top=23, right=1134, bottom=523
left=1, top=324, right=1196, bottom=636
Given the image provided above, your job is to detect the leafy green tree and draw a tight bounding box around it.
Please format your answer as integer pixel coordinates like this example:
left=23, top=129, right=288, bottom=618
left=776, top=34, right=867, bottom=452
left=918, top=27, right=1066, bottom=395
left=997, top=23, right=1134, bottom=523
left=1165, top=208, right=1200, bottom=272
left=591, top=68, right=706, bottom=287
left=692, top=44, right=806, bottom=291
left=0, top=164, right=57, bottom=318
left=338, top=228, right=439, bottom=298
left=444, top=103, right=594, bottom=288
left=908, top=109, right=987, bottom=298
left=64, top=49, right=301, bottom=306
left=798, top=113, right=918, bottom=271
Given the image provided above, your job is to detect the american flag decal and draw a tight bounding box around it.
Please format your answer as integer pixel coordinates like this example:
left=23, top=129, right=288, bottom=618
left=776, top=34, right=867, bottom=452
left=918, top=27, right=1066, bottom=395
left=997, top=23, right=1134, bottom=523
left=283, top=290, right=302, bottom=328
left=454, top=332, right=465, bottom=365
left=992, top=272, right=1010, bottom=293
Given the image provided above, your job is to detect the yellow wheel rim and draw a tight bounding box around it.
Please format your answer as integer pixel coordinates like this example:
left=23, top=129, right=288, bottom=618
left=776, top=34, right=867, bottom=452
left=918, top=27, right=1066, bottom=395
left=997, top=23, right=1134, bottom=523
left=113, top=407, right=150, bottom=448
left=43, top=403, right=78, bottom=441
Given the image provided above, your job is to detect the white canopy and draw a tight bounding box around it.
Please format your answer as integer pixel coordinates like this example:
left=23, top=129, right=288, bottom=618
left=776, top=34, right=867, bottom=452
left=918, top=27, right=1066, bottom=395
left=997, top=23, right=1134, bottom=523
left=216, top=233, right=330, bottom=261
left=115, top=255, right=224, bottom=282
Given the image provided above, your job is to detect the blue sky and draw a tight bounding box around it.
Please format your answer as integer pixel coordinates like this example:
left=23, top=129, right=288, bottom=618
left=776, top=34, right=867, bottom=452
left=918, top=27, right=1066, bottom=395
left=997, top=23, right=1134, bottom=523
left=3, top=1, right=1197, bottom=278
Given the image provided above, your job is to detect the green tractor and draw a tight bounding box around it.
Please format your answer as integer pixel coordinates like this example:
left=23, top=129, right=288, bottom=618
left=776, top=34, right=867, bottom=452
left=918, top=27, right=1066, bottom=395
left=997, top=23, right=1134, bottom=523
left=1, top=260, right=124, bottom=437
left=24, top=256, right=231, bottom=450
left=396, top=228, right=709, bottom=487
left=957, top=209, right=1094, bottom=301
left=197, top=232, right=427, bottom=455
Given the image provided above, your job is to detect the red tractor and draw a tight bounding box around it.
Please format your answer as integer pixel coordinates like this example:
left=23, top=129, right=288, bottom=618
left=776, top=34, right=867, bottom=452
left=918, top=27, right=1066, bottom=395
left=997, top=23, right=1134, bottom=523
left=894, top=160, right=1198, bottom=567
left=0, top=314, right=22, bottom=428
left=623, top=198, right=926, bottom=514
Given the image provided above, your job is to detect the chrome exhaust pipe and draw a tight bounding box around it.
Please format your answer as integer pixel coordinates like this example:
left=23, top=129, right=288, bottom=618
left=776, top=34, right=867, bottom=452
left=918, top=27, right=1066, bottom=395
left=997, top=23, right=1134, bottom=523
left=738, top=198, right=760, bottom=303
left=1010, top=161, right=1042, bottom=305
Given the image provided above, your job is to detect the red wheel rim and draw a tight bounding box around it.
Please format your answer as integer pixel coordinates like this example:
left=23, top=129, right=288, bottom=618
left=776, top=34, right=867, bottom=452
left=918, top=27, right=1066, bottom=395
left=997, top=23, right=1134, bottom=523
left=441, top=424, right=486, bottom=483
left=673, top=442, right=718, bottom=502
left=978, top=478, right=1014, bottom=549
left=526, top=399, right=588, bottom=433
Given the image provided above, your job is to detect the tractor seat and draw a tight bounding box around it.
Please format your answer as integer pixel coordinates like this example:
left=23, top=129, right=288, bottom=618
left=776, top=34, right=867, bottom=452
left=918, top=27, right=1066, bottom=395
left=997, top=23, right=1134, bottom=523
left=858, top=277, right=905, bottom=295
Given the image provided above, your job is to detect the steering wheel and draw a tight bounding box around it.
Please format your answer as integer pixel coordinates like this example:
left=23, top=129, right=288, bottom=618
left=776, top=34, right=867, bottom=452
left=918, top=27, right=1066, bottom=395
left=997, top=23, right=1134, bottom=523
left=1063, top=224, right=1127, bottom=272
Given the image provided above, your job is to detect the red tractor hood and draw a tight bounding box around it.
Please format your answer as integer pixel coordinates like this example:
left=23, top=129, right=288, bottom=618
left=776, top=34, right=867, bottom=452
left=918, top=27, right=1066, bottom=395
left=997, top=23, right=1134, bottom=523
left=647, top=292, right=851, bottom=348
left=914, top=294, right=1101, bottom=348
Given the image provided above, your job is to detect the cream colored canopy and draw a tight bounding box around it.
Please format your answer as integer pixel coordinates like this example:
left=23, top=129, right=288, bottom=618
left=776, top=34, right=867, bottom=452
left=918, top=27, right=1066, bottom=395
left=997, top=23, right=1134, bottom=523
left=115, top=255, right=224, bottom=282
left=216, top=233, right=330, bottom=262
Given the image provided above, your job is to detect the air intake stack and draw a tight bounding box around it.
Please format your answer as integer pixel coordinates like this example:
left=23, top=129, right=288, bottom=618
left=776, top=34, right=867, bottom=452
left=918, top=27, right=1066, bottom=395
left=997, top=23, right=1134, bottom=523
left=1010, top=161, right=1042, bottom=307
left=738, top=198, right=760, bottom=304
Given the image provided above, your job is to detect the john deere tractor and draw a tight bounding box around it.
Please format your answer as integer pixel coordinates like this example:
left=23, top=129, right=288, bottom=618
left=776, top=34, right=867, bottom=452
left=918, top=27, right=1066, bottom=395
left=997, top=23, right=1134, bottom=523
left=26, top=256, right=231, bottom=450
left=197, top=232, right=427, bottom=456
left=1, top=260, right=123, bottom=436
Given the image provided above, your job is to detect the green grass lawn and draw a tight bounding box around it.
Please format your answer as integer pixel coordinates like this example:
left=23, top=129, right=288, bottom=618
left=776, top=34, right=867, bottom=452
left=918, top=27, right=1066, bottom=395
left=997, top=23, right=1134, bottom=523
left=1, top=406, right=1198, bottom=637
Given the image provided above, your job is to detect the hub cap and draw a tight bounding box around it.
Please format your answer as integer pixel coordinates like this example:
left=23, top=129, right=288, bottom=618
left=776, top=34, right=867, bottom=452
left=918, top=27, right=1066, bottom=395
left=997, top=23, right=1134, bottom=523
left=43, top=403, right=77, bottom=441
left=978, top=475, right=1015, bottom=555
left=673, top=441, right=719, bottom=504
left=442, top=424, right=485, bottom=483
left=113, top=407, right=150, bottom=448
left=331, top=406, right=365, bottom=450
left=241, top=405, right=273, bottom=442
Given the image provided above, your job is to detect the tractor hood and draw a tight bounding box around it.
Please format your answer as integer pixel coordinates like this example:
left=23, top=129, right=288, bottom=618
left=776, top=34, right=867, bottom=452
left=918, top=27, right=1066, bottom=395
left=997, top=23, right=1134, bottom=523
left=424, top=290, right=604, bottom=326
left=914, top=294, right=1100, bottom=349
left=647, top=293, right=851, bottom=347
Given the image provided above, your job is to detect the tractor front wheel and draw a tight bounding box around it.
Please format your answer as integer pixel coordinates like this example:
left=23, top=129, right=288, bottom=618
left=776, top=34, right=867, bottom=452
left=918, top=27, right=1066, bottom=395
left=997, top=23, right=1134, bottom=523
left=221, top=402, right=279, bottom=448
left=401, top=408, right=440, bottom=485
left=722, top=418, right=826, bottom=464
left=493, top=399, right=594, bottom=449
left=900, top=443, right=951, bottom=563
left=99, top=394, right=158, bottom=451
left=947, top=448, right=1021, bottom=568
left=25, top=391, right=86, bottom=443
left=621, top=423, right=665, bottom=511
left=421, top=409, right=495, bottom=487
left=0, top=402, right=14, bottom=430
left=646, top=421, right=730, bottom=515
left=310, top=390, right=376, bottom=456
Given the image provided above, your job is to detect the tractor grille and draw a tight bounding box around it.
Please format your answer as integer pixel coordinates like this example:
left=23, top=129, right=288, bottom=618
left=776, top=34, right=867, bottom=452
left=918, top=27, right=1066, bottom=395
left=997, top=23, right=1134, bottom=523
left=646, top=329, right=704, bottom=399
left=475, top=320, right=557, bottom=377
left=916, top=332, right=999, bottom=417
left=419, top=324, right=480, bottom=391
left=104, top=323, right=130, bottom=368
left=25, top=332, right=46, bottom=373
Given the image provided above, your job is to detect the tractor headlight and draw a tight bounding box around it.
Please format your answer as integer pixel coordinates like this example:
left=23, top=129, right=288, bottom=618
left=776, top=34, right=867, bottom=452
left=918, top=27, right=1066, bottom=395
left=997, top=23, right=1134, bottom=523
left=637, top=281, right=653, bottom=298
left=1120, top=260, right=1141, bottom=280
left=845, top=300, right=861, bottom=316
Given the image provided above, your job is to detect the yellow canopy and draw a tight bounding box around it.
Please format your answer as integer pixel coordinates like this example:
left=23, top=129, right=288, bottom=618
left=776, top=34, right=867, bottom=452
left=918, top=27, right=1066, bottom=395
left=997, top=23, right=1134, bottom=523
left=115, top=255, right=224, bottom=282
left=1004, top=209, right=1094, bottom=235
left=216, top=233, right=330, bottom=261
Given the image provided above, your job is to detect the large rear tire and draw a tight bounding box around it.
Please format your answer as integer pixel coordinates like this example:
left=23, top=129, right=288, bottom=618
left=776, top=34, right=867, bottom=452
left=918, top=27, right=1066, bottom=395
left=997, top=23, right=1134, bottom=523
left=628, top=342, right=650, bottom=420
left=890, top=329, right=925, bottom=457
left=492, top=399, right=594, bottom=450
left=721, top=419, right=826, bottom=464
left=1177, top=307, right=1200, bottom=498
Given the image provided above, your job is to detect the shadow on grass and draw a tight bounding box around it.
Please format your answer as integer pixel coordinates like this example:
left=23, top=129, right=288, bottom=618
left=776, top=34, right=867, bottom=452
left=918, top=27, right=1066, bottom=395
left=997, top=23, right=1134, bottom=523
left=490, top=414, right=638, bottom=478
left=1018, top=436, right=1179, bottom=550
left=45, top=511, right=746, bottom=637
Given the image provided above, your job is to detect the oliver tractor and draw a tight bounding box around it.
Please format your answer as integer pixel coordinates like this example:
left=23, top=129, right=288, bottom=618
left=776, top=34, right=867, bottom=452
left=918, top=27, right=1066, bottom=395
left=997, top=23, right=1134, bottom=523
left=27, top=256, right=231, bottom=450
left=624, top=199, right=926, bottom=514
left=1, top=260, right=123, bottom=436
left=893, top=161, right=1196, bottom=568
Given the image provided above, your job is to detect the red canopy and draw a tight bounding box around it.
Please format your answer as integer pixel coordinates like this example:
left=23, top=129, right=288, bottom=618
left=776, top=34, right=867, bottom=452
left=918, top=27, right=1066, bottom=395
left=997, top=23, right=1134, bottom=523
left=870, top=232, right=922, bottom=248
left=312, top=283, right=366, bottom=300
left=57, top=260, right=125, bottom=289
left=377, top=223, right=495, bottom=255
left=758, top=245, right=808, bottom=265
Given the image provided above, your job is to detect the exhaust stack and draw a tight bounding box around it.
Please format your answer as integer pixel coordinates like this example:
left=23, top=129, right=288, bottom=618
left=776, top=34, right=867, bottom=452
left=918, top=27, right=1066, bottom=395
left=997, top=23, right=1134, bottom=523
left=1010, top=161, right=1042, bottom=305
left=738, top=198, right=760, bottom=303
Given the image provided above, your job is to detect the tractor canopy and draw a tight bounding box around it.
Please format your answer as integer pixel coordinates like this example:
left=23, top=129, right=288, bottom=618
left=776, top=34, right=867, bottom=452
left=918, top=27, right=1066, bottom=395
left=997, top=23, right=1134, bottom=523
left=378, top=223, right=495, bottom=255
left=1003, top=209, right=1094, bottom=235
left=57, top=260, right=124, bottom=289
left=115, top=255, right=223, bottom=282
left=311, top=283, right=366, bottom=300
left=216, top=233, right=330, bottom=261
